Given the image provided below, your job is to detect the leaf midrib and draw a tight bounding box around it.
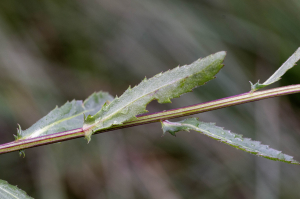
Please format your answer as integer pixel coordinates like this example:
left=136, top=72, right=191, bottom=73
left=0, top=185, right=19, bottom=199
left=179, top=122, right=260, bottom=154
left=21, top=108, right=94, bottom=139
left=174, top=121, right=296, bottom=162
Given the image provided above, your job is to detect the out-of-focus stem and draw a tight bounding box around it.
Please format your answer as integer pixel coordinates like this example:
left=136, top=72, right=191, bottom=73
left=0, top=84, right=300, bottom=155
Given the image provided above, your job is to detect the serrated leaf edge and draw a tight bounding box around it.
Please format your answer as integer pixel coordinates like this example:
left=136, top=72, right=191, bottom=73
left=162, top=118, right=299, bottom=164
left=83, top=52, right=226, bottom=141
left=16, top=91, right=112, bottom=141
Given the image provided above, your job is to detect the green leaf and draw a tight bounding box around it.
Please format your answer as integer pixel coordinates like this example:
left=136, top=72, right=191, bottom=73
left=0, top=179, right=33, bottom=199
left=161, top=118, right=299, bottom=164
left=16, top=92, right=113, bottom=140
left=250, top=47, right=300, bottom=92
left=83, top=51, right=226, bottom=142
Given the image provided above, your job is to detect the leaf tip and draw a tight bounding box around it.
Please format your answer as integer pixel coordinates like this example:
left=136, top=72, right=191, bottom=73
left=85, top=132, right=92, bottom=143
left=216, top=51, right=227, bottom=58
left=211, top=51, right=226, bottom=63
left=84, top=127, right=94, bottom=143
left=14, top=124, right=23, bottom=140
left=19, top=150, right=25, bottom=158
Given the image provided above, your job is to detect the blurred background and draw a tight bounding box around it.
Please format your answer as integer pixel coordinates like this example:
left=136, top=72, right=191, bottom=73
left=0, top=0, right=300, bottom=198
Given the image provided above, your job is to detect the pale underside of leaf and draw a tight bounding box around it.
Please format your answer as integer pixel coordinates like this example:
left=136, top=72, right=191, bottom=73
left=251, top=47, right=300, bottom=92
left=83, top=51, right=226, bottom=142
left=16, top=92, right=113, bottom=140
left=0, top=179, right=33, bottom=199
left=161, top=118, right=299, bottom=164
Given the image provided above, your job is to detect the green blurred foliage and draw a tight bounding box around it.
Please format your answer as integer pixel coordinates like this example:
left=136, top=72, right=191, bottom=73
left=0, top=0, right=300, bottom=198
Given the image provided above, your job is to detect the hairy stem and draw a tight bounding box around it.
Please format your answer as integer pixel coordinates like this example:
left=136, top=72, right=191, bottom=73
left=0, top=84, right=300, bottom=155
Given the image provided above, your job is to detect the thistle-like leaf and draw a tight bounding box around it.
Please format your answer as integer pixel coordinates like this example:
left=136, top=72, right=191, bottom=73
left=16, top=92, right=113, bottom=140
left=83, top=51, right=226, bottom=142
left=161, top=118, right=299, bottom=164
left=0, top=179, right=33, bottom=199
left=250, top=47, right=300, bottom=92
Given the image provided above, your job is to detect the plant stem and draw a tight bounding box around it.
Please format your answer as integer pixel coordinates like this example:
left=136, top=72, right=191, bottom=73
left=0, top=84, right=300, bottom=155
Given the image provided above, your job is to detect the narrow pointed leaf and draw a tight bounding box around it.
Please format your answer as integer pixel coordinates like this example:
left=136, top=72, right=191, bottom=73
left=162, top=118, right=299, bottom=164
left=83, top=51, right=226, bottom=141
left=16, top=92, right=113, bottom=140
left=0, top=179, right=33, bottom=199
left=251, top=47, right=300, bottom=91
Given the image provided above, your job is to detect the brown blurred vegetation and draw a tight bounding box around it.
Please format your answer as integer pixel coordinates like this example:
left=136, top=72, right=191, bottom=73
left=0, top=0, right=300, bottom=198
